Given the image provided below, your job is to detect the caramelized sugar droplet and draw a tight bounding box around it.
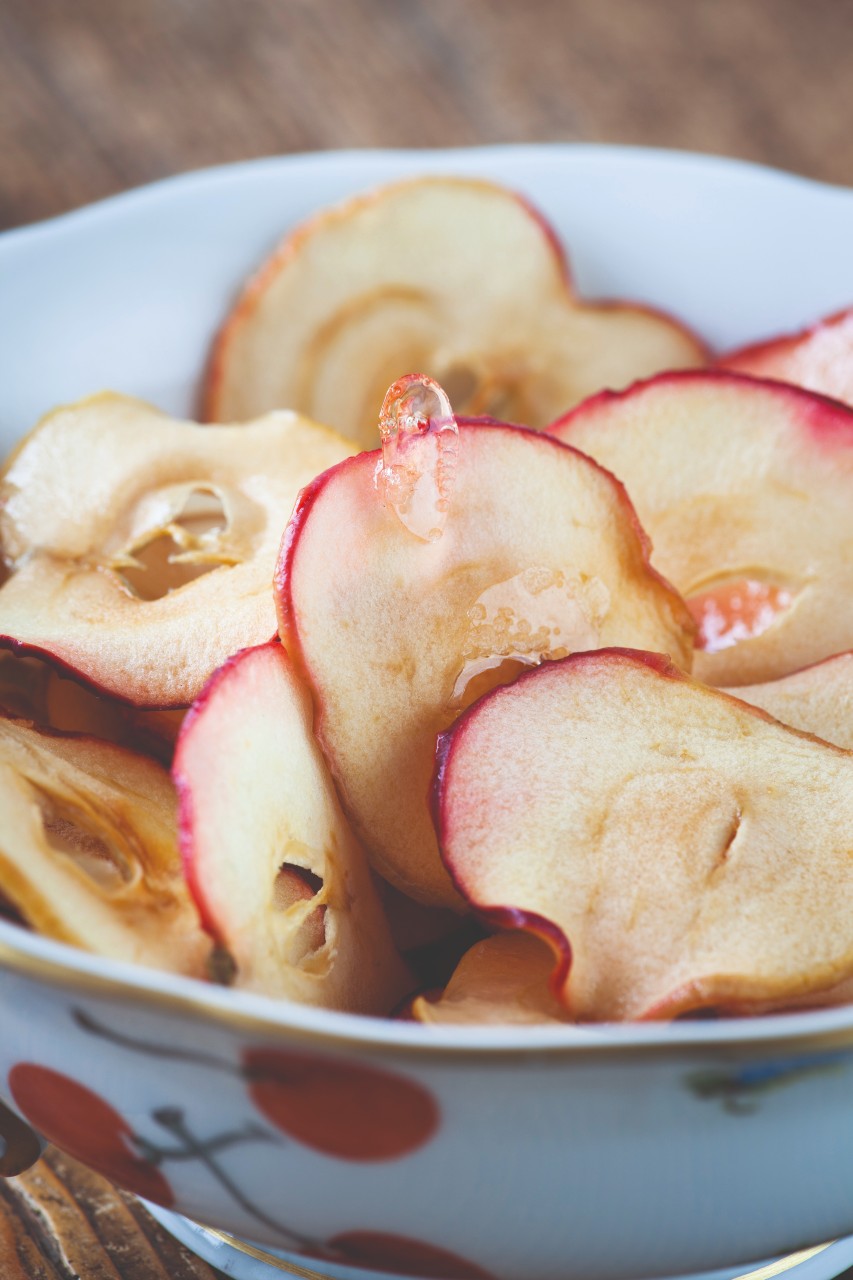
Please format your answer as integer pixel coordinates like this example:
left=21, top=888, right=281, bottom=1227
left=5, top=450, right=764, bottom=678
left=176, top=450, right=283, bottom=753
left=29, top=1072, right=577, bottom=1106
left=375, top=374, right=458, bottom=542
left=451, top=567, right=610, bottom=708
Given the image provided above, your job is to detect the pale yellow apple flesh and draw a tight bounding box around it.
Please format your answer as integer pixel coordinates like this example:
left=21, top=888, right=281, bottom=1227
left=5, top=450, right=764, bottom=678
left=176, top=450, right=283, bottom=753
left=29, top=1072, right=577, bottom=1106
left=277, top=420, right=695, bottom=909
left=726, top=651, right=853, bottom=750
left=411, top=933, right=569, bottom=1026
left=204, top=177, right=706, bottom=447
left=174, top=641, right=412, bottom=1014
left=0, top=393, right=354, bottom=706
left=0, top=714, right=209, bottom=975
left=719, top=307, right=853, bottom=406
left=550, top=371, right=853, bottom=685
left=436, top=649, right=853, bottom=1022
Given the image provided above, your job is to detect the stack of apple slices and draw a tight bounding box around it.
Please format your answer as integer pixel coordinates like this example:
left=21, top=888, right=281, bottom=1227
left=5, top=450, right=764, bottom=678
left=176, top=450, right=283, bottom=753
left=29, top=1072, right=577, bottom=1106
left=2, top=170, right=853, bottom=1028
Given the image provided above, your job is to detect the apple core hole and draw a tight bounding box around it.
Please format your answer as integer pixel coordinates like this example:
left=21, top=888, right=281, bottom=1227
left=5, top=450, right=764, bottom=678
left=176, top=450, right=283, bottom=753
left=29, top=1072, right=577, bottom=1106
left=117, top=534, right=219, bottom=601
left=687, top=579, right=794, bottom=653
left=34, top=788, right=134, bottom=891
left=273, top=862, right=327, bottom=962
left=115, top=488, right=232, bottom=601
left=173, top=487, right=227, bottom=539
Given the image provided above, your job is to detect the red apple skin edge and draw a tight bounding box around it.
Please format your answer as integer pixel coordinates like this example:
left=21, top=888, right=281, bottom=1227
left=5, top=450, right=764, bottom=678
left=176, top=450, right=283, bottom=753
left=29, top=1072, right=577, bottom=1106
left=0, top=635, right=195, bottom=713
left=274, top=418, right=695, bottom=694
left=201, top=179, right=708, bottom=422
left=548, top=367, right=853, bottom=450
left=172, top=642, right=275, bottom=940
left=717, top=306, right=853, bottom=401
left=431, top=646, right=796, bottom=1014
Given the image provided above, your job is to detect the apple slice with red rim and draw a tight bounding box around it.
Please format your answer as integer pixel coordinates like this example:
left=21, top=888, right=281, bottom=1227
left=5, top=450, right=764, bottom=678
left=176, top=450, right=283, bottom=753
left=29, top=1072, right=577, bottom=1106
left=726, top=651, right=853, bottom=750
left=719, top=306, right=853, bottom=406
left=174, top=641, right=411, bottom=1014
left=0, top=392, right=353, bottom=706
left=277, top=411, right=694, bottom=909
left=204, top=176, right=706, bottom=447
left=436, top=648, right=853, bottom=1021
left=550, top=370, right=853, bottom=686
left=0, top=713, right=209, bottom=975
left=411, top=933, right=568, bottom=1026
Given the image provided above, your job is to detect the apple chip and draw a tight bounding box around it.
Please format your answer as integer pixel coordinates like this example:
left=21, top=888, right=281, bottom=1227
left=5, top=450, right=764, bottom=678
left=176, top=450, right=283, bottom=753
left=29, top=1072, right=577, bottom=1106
left=204, top=176, right=706, bottom=446
left=0, top=714, right=208, bottom=975
left=277, top=419, right=694, bottom=908
left=719, top=306, right=853, bottom=406
left=727, top=651, right=853, bottom=750
left=411, top=934, right=568, bottom=1026
left=550, top=371, right=853, bottom=685
left=436, top=649, right=853, bottom=1022
left=0, top=393, right=353, bottom=706
left=174, top=642, right=411, bottom=1014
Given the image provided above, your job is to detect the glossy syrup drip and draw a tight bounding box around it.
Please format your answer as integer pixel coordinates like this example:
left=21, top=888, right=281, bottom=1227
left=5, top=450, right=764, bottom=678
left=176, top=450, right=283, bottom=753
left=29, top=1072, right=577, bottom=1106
left=452, top=567, right=610, bottom=706
left=375, top=374, right=458, bottom=541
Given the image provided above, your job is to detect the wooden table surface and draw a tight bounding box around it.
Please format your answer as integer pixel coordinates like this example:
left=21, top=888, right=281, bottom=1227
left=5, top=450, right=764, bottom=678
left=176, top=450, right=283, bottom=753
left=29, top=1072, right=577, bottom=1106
left=1, top=1, right=852, bottom=1276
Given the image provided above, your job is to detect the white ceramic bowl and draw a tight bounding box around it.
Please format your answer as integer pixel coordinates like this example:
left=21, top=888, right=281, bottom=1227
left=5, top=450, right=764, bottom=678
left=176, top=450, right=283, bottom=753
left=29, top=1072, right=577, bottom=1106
left=1, top=147, right=853, bottom=1280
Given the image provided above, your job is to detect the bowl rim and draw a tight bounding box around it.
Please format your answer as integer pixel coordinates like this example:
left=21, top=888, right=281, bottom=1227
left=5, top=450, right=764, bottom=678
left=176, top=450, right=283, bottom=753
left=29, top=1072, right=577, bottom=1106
left=2, top=141, right=852, bottom=250
left=2, top=143, right=853, bottom=1063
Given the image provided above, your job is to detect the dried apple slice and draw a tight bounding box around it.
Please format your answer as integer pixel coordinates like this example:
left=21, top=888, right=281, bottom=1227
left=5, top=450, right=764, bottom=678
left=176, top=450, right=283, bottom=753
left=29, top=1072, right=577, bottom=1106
left=719, top=306, right=853, bottom=405
left=204, top=176, right=706, bottom=446
left=277, top=416, right=695, bottom=908
left=436, top=649, right=853, bottom=1021
left=550, top=371, right=853, bottom=685
left=0, top=393, right=353, bottom=706
left=726, top=651, right=853, bottom=750
left=174, top=642, right=411, bottom=1014
left=0, top=650, right=184, bottom=765
left=411, top=933, right=568, bottom=1026
left=0, top=714, right=208, bottom=975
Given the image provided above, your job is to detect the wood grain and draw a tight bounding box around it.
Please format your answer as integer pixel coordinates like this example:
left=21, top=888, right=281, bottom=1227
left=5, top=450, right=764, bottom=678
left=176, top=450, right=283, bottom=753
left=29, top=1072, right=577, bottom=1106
left=0, top=1149, right=220, bottom=1279
left=0, top=0, right=851, bottom=230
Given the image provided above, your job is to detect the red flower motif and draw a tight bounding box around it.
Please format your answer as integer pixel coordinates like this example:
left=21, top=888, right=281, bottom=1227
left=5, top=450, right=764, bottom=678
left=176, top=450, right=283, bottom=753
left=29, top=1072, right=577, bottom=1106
left=8, top=1063, right=173, bottom=1206
left=329, top=1230, right=494, bottom=1279
left=242, top=1048, right=438, bottom=1160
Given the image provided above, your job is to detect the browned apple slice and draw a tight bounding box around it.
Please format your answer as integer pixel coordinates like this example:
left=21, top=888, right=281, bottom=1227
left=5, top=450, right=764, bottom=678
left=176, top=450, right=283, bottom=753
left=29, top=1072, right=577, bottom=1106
left=550, top=371, right=853, bottom=685
left=0, top=393, right=353, bottom=706
left=726, top=651, right=853, bottom=750
left=0, top=714, right=209, bottom=975
left=277, top=415, right=695, bottom=908
left=411, top=933, right=568, bottom=1026
left=204, top=176, right=706, bottom=446
left=436, top=648, right=853, bottom=1021
left=0, top=650, right=184, bottom=765
left=719, top=306, right=853, bottom=405
left=174, top=641, right=411, bottom=1013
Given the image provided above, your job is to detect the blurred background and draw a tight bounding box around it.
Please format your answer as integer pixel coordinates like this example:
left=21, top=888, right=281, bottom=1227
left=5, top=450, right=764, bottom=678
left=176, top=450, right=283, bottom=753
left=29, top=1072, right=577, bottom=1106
left=1, top=0, right=852, bottom=230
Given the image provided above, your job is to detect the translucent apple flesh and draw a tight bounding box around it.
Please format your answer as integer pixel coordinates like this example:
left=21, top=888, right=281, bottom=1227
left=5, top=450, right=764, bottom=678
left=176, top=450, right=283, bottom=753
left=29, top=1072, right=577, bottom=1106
left=411, top=933, right=569, bottom=1026
left=719, top=306, right=853, bottom=406
left=0, top=714, right=209, bottom=975
left=277, top=419, right=695, bottom=908
left=174, top=642, right=411, bottom=1014
left=550, top=371, right=853, bottom=686
left=0, top=393, right=353, bottom=706
left=436, top=649, right=853, bottom=1021
left=204, top=176, right=706, bottom=447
